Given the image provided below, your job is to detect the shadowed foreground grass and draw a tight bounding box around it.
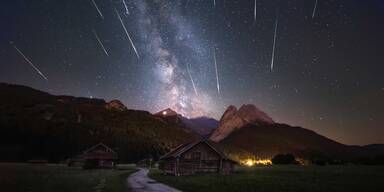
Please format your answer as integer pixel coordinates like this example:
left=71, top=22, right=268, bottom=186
left=0, top=163, right=136, bottom=192
left=149, top=165, right=384, bottom=192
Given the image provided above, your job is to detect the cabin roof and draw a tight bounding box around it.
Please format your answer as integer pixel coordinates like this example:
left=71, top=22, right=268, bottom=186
left=160, top=139, right=230, bottom=160
left=83, top=143, right=117, bottom=154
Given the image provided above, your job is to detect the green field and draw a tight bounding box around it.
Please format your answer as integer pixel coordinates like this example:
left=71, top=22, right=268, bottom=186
left=0, top=163, right=136, bottom=192
left=149, top=165, right=384, bottom=192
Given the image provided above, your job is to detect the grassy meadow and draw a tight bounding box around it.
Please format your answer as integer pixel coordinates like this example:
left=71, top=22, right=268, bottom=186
left=0, top=163, right=136, bottom=192
left=149, top=165, right=384, bottom=192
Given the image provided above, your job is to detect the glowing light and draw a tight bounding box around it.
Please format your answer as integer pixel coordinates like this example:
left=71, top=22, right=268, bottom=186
left=255, top=159, right=272, bottom=165
left=245, top=159, right=254, bottom=167
left=242, top=158, right=272, bottom=166
left=162, top=111, right=167, bottom=115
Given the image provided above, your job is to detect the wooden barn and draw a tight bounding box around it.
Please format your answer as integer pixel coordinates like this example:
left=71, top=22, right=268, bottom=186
left=82, top=143, right=118, bottom=169
left=158, top=139, right=236, bottom=176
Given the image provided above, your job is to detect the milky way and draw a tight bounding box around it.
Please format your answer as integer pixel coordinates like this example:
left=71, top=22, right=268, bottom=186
left=134, top=0, right=216, bottom=117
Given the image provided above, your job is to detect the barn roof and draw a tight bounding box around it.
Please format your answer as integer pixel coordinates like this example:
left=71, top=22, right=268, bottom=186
left=83, top=143, right=117, bottom=154
left=159, top=139, right=230, bottom=160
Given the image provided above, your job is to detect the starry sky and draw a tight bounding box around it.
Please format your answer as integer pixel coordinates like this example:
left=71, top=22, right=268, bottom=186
left=0, top=0, right=383, bottom=145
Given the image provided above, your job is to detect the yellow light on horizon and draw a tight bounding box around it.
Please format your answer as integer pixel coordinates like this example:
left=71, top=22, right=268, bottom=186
left=242, top=158, right=272, bottom=166
left=245, top=159, right=255, bottom=167
left=255, top=159, right=272, bottom=165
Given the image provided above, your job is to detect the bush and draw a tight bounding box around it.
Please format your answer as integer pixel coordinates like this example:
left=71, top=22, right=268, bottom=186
left=272, top=154, right=298, bottom=164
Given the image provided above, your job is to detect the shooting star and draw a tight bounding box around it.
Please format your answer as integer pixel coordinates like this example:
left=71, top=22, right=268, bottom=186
left=270, top=13, right=279, bottom=71
left=186, top=63, right=199, bottom=97
left=213, top=48, right=220, bottom=96
left=92, top=30, right=109, bottom=57
left=91, top=0, right=104, bottom=19
left=312, top=0, right=318, bottom=19
left=213, top=0, right=216, bottom=7
left=10, top=42, right=48, bottom=81
left=122, top=0, right=130, bottom=15
left=254, top=0, right=257, bottom=22
left=114, top=7, right=140, bottom=59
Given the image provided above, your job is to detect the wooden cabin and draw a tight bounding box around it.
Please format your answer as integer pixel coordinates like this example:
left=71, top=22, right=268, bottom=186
left=158, top=139, right=236, bottom=175
left=82, top=143, right=118, bottom=169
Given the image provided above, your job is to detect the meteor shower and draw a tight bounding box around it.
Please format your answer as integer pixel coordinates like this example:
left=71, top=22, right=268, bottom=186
left=0, top=1, right=383, bottom=192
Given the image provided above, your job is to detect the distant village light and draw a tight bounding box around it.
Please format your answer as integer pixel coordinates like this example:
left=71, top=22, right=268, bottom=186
left=255, top=159, right=272, bottom=165
left=245, top=159, right=255, bottom=167
left=243, top=158, right=272, bottom=166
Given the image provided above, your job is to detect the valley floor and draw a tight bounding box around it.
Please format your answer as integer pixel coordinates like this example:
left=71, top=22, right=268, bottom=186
left=0, top=163, right=136, bottom=192
left=149, top=165, right=384, bottom=192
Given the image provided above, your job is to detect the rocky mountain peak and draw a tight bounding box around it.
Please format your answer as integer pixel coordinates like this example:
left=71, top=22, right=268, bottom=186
left=237, top=104, right=274, bottom=124
left=220, top=105, right=238, bottom=122
left=210, top=104, right=274, bottom=142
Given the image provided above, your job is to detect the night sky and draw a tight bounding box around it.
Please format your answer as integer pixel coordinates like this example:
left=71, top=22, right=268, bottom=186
left=0, top=0, right=383, bottom=145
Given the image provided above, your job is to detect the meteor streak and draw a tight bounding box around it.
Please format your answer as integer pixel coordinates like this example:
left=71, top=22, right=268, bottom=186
left=254, top=0, right=257, bottom=22
left=213, top=0, right=216, bottom=7
left=213, top=48, right=220, bottom=96
left=92, top=30, right=109, bottom=57
left=114, top=7, right=140, bottom=59
left=122, top=0, right=130, bottom=15
left=312, top=0, right=318, bottom=19
left=270, top=13, right=279, bottom=71
left=10, top=42, right=48, bottom=81
left=186, top=63, right=198, bottom=97
left=91, top=0, right=104, bottom=19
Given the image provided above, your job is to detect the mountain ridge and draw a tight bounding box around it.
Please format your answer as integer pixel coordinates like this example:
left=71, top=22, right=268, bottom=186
left=0, top=82, right=196, bottom=162
left=0, top=82, right=383, bottom=163
left=212, top=104, right=384, bottom=160
left=154, top=108, right=219, bottom=136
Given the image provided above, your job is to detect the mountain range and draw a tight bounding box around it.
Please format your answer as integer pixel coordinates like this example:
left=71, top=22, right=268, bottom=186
left=0, top=83, right=195, bottom=162
left=154, top=108, right=218, bottom=136
left=0, top=82, right=383, bottom=163
left=211, top=104, right=384, bottom=161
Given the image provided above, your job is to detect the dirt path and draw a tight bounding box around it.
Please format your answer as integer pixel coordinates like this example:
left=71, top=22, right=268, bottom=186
left=127, top=168, right=181, bottom=192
